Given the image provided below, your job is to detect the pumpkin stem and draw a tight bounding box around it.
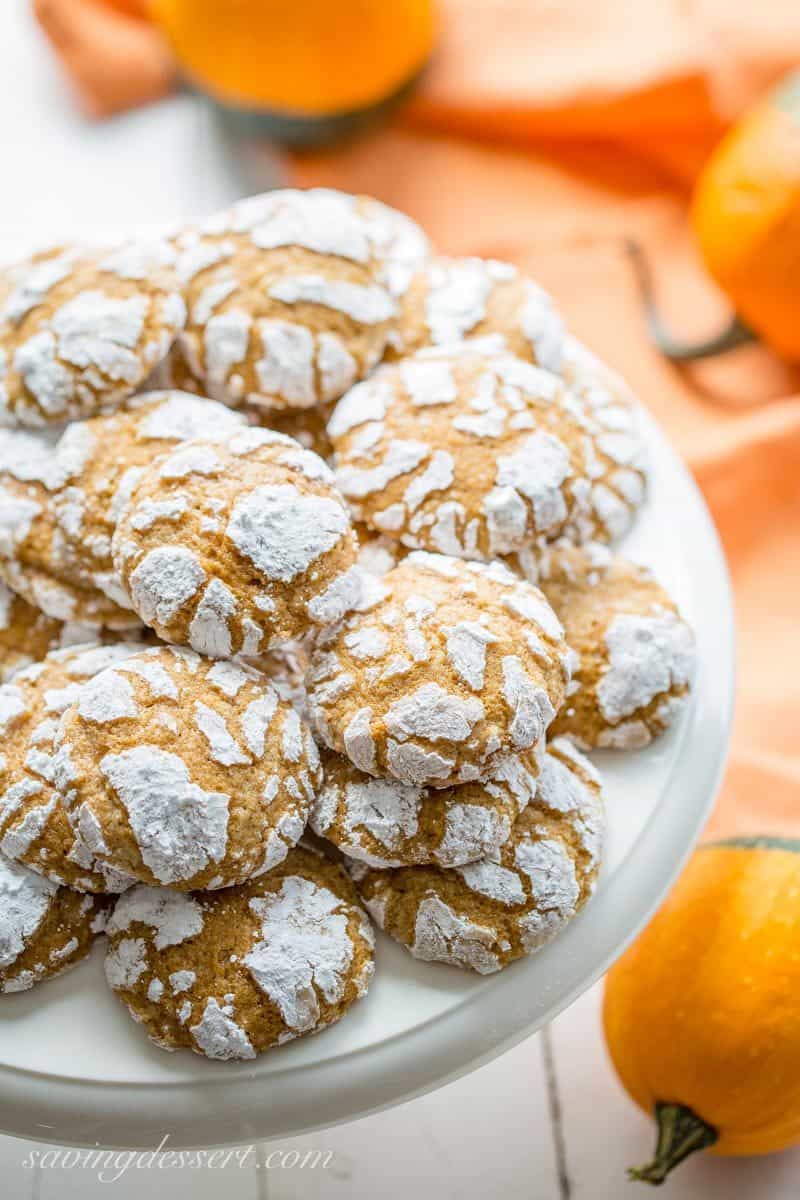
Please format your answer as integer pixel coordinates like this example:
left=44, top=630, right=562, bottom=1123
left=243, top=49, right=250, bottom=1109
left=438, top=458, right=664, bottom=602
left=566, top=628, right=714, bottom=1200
left=625, top=239, right=754, bottom=362
left=628, top=1102, right=718, bottom=1186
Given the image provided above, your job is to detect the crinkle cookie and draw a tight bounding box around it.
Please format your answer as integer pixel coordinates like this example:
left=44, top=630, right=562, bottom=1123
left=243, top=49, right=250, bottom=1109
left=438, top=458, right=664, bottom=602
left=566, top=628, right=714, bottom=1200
left=0, top=241, right=185, bottom=428
left=519, top=541, right=695, bottom=750
left=307, top=552, right=570, bottom=789
left=329, top=344, right=646, bottom=558
left=354, top=522, right=408, bottom=578
left=173, top=188, right=412, bottom=415
left=386, top=258, right=644, bottom=538
left=0, top=642, right=145, bottom=891
left=388, top=257, right=564, bottom=370
left=104, top=847, right=374, bottom=1059
left=354, top=738, right=604, bottom=974
left=311, top=745, right=542, bottom=868
left=55, top=646, right=321, bottom=890
left=113, top=427, right=359, bottom=654
left=242, top=641, right=311, bottom=725
left=254, top=401, right=336, bottom=462
left=0, top=853, right=107, bottom=994
left=0, top=581, right=63, bottom=682
left=0, top=391, right=246, bottom=627
left=148, top=341, right=338, bottom=459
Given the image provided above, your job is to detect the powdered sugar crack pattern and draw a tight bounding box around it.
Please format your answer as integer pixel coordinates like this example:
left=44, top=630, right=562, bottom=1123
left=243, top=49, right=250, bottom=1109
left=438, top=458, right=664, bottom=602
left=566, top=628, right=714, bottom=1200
left=512, top=540, right=695, bottom=749
left=307, top=551, right=571, bottom=788
left=173, top=189, right=429, bottom=414
left=0, top=390, right=248, bottom=628
left=329, top=342, right=647, bottom=558
left=0, top=241, right=185, bottom=427
left=0, top=853, right=106, bottom=993
left=113, top=426, right=360, bottom=653
left=104, top=848, right=374, bottom=1059
left=0, top=640, right=147, bottom=892
left=54, top=645, right=321, bottom=890
left=355, top=739, right=605, bottom=974
left=389, top=256, right=565, bottom=370
left=311, top=744, right=544, bottom=868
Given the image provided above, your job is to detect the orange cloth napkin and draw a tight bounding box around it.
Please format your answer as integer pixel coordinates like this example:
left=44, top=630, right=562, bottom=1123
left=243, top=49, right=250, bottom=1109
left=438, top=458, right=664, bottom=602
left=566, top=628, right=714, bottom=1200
left=33, top=0, right=800, bottom=834
left=286, top=0, right=800, bottom=838
left=33, top=0, right=174, bottom=117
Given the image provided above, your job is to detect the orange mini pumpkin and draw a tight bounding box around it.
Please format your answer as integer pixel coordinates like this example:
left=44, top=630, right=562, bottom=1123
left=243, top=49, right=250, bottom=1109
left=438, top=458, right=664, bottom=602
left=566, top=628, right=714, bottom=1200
left=691, top=72, right=800, bottom=362
left=632, top=72, right=800, bottom=363
left=604, top=838, right=800, bottom=1183
left=150, top=0, right=436, bottom=123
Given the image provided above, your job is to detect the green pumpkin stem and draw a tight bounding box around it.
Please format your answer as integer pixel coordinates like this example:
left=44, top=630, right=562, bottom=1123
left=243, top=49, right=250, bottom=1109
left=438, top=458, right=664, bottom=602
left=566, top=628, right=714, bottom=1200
left=628, top=1102, right=718, bottom=1186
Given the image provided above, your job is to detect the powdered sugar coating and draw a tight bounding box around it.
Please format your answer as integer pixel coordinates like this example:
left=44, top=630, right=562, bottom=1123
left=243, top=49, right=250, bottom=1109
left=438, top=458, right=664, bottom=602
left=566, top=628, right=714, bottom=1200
left=514, top=541, right=695, bottom=749
left=311, top=745, right=542, bottom=868
left=0, top=641, right=147, bottom=891
left=103, top=848, right=374, bottom=1059
left=55, top=646, right=321, bottom=890
left=174, top=189, right=414, bottom=413
left=390, top=257, right=564, bottom=372
left=0, top=391, right=247, bottom=628
left=307, top=552, right=569, bottom=788
left=0, top=853, right=105, bottom=993
left=330, top=344, right=645, bottom=558
left=113, top=428, right=359, bottom=652
left=0, top=582, right=67, bottom=682
left=0, top=242, right=185, bottom=427
left=356, top=739, right=605, bottom=973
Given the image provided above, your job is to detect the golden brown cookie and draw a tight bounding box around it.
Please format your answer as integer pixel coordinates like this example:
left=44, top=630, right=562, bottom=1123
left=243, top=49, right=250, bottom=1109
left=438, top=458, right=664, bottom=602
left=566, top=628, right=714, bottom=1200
left=311, top=744, right=542, bottom=868
left=112, top=427, right=360, bottom=654
left=55, top=646, right=321, bottom=890
left=0, top=391, right=247, bottom=627
left=329, top=344, right=646, bottom=558
left=0, top=853, right=107, bottom=994
left=173, top=189, right=412, bottom=414
left=306, top=552, right=570, bottom=788
left=252, top=401, right=335, bottom=461
left=104, top=847, right=374, bottom=1059
left=355, top=738, right=604, bottom=974
left=0, top=581, right=63, bottom=682
left=388, top=257, right=564, bottom=370
left=517, top=541, right=695, bottom=750
left=354, top=522, right=408, bottom=577
left=0, top=642, right=146, bottom=891
left=0, top=241, right=185, bottom=427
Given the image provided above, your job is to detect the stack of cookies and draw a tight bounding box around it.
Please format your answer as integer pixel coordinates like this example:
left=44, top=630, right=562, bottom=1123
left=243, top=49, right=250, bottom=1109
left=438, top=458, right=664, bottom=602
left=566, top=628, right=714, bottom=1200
left=0, top=188, right=695, bottom=1060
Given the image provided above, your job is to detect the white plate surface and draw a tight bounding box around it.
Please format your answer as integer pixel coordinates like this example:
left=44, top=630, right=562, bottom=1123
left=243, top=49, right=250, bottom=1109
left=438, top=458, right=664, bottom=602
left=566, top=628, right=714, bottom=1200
left=0, top=410, right=734, bottom=1148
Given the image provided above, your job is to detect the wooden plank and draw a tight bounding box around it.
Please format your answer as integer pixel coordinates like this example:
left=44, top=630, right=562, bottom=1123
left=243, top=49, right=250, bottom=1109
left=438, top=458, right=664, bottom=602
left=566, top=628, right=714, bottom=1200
left=263, top=1031, right=560, bottom=1199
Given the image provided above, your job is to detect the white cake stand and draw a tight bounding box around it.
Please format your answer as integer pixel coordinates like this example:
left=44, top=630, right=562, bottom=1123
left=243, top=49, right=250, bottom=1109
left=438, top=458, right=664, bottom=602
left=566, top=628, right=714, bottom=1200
left=0, top=410, right=734, bottom=1149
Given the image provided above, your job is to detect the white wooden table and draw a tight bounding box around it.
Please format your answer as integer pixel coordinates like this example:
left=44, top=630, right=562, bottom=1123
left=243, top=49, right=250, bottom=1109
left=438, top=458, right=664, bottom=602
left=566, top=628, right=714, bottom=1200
left=1, top=7, right=798, bottom=1195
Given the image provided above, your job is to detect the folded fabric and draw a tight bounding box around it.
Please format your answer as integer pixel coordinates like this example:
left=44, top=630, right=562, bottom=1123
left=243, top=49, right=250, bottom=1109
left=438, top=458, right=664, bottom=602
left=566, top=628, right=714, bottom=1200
left=33, top=0, right=174, bottom=117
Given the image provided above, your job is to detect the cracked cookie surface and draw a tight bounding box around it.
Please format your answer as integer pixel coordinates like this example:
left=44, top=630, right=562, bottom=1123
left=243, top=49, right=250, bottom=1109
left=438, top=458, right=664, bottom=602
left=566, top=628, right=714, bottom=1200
left=354, top=739, right=604, bottom=974
left=0, top=241, right=185, bottom=427
left=104, top=847, right=374, bottom=1058
left=515, top=541, right=695, bottom=750
left=329, top=344, right=646, bottom=558
left=0, top=641, right=148, bottom=891
left=311, top=744, right=543, bottom=868
left=0, top=853, right=106, bottom=993
left=307, top=551, right=570, bottom=789
left=0, top=391, right=247, bottom=627
left=173, top=189, right=427, bottom=414
left=113, top=426, right=359, bottom=654
left=55, top=646, right=321, bottom=890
